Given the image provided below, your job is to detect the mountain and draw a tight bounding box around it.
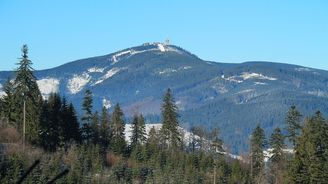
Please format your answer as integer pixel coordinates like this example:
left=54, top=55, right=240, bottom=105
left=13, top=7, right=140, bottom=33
left=1, top=42, right=328, bottom=153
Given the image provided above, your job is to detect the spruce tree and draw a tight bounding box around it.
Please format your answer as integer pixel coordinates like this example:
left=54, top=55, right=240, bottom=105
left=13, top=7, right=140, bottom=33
left=160, top=88, right=181, bottom=150
left=269, top=128, right=285, bottom=163
left=61, top=99, right=81, bottom=144
left=13, top=45, right=42, bottom=144
left=285, top=105, right=302, bottom=146
left=146, top=126, right=159, bottom=159
left=99, top=106, right=110, bottom=149
left=81, top=89, right=93, bottom=143
left=269, top=127, right=286, bottom=183
left=110, top=103, right=126, bottom=154
left=91, top=111, right=100, bottom=145
left=130, top=114, right=146, bottom=149
left=250, top=124, right=266, bottom=183
left=39, top=93, right=62, bottom=151
left=130, top=114, right=147, bottom=162
left=0, top=78, right=17, bottom=124
left=290, top=111, right=328, bottom=183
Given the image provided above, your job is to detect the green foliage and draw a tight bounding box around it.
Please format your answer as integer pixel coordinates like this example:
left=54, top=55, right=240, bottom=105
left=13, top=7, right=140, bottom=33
left=289, top=111, right=328, bottom=183
left=81, top=89, right=93, bottom=143
left=160, top=88, right=181, bottom=150
left=0, top=79, right=17, bottom=124
left=130, top=114, right=146, bottom=149
left=39, top=93, right=81, bottom=151
left=0, top=80, right=252, bottom=183
left=285, top=105, right=302, bottom=146
left=13, top=45, right=43, bottom=144
left=250, top=124, right=266, bottom=183
left=99, top=106, right=110, bottom=150
left=269, top=127, right=286, bottom=183
left=110, top=103, right=126, bottom=154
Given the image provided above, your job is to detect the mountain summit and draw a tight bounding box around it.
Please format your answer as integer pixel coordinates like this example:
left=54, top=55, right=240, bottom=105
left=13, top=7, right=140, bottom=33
left=1, top=43, right=328, bottom=153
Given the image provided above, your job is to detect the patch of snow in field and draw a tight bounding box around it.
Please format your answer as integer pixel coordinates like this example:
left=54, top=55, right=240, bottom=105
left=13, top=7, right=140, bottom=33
left=157, top=66, right=192, bottom=75
left=264, top=148, right=294, bottom=162
left=182, top=66, right=192, bottom=70
left=158, top=68, right=178, bottom=75
left=240, top=72, right=277, bottom=81
left=88, top=67, right=105, bottom=73
left=124, top=124, right=163, bottom=143
left=93, top=68, right=121, bottom=85
left=37, top=78, right=60, bottom=99
left=221, top=72, right=276, bottom=83
left=0, top=84, right=5, bottom=97
left=102, top=98, right=112, bottom=109
left=67, top=73, right=91, bottom=94
left=166, top=46, right=183, bottom=54
left=0, top=91, right=5, bottom=97
left=307, top=90, right=328, bottom=97
left=223, top=76, right=243, bottom=83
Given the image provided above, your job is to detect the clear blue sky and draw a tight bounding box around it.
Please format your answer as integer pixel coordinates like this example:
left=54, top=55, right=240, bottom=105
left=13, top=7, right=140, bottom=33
left=0, top=0, right=327, bottom=71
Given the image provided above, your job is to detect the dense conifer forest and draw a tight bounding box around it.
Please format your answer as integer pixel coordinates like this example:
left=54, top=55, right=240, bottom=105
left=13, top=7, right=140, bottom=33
left=1, top=46, right=328, bottom=183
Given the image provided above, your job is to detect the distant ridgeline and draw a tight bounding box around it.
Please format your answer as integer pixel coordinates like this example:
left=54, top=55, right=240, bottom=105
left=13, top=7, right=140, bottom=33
left=1, top=42, right=328, bottom=153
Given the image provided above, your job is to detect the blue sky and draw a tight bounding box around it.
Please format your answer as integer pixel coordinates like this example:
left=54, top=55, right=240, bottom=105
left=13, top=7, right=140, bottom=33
left=0, top=0, right=327, bottom=70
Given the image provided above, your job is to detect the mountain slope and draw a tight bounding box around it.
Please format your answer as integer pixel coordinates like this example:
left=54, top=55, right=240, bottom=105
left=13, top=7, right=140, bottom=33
left=1, top=42, right=328, bottom=153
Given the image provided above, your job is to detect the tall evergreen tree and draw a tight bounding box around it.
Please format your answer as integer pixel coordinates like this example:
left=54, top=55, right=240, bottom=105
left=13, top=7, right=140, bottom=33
left=290, top=111, right=328, bottom=183
left=269, top=127, right=286, bottom=184
left=160, top=88, right=181, bottom=150
left=285, top=105, right=302, bottom=146
left=61, top=99, right=81, bottom=144
left=0, top=78, right=17, bottom=124
left=110, top=103, right=126, bottom=154
left=39, top=93, right=62, bottom=151
left=91, top=111, right=100, bottom=144
left=99, top=106, right=110, bottom=149
left=250, top=124, right=266, bottom=183
left=13, top=45, right=42, bottom=144
left=81, top=89, right=93, bottom=143
left=130, top=114, right=146, bottom=149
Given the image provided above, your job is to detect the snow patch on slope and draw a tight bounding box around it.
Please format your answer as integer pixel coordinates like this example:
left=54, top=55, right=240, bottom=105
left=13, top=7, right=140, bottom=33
left=157, top=66, right=192, bottom=75
left=124, top=124, right=163, bottom=143
left=240, top=72, right=277, bottom=81
left=67, top=73, right=91, bottom=94
left=37, top=78, right=60, bottom=99
left=111, top=43, right=182, bottom=65
left=221, top=72, right=276, bottom=83
left=0, top=84, right=5, bottom=97
left=264, top=148, right=294, bottom=162
left=307, top=90, right=328, bottom=97
left=88, top=67, right=105, bottom=73
left=93, top=67, right=121, bottom=85
left=158, top=68, right=178, bottom=75
left=221, top=75, right=243, bottom=83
